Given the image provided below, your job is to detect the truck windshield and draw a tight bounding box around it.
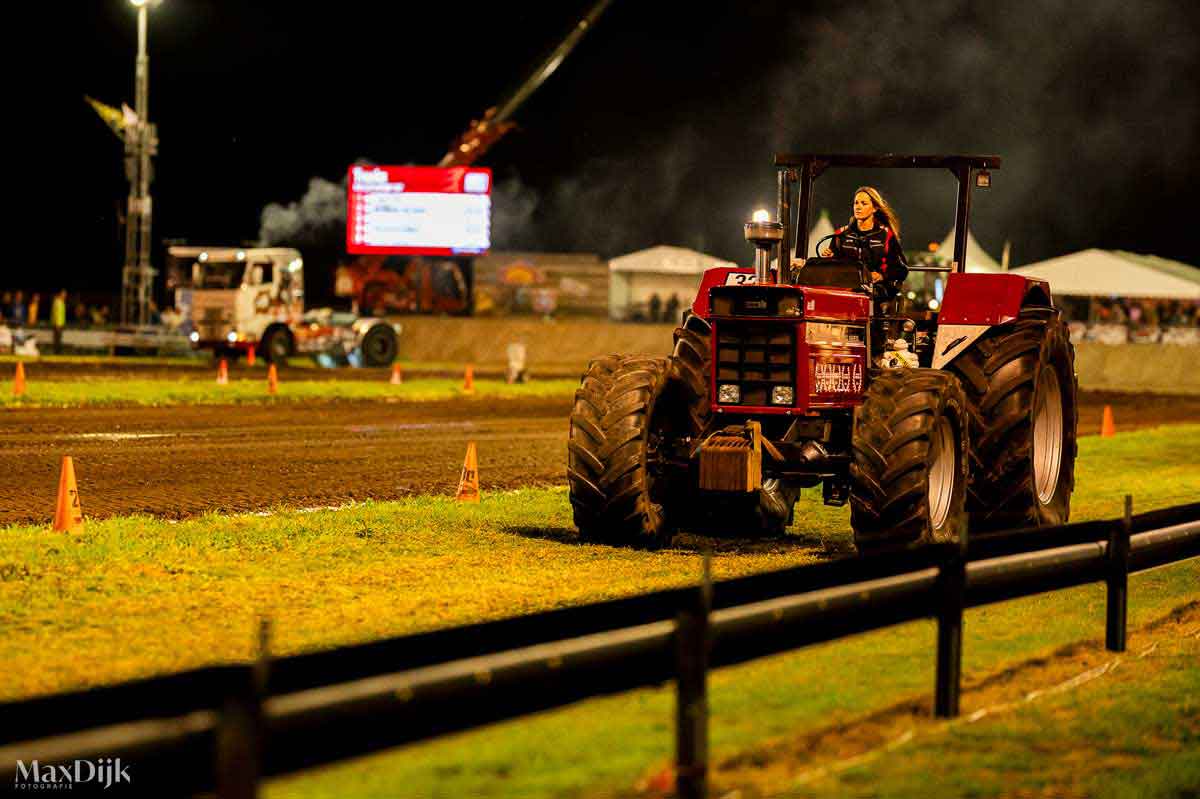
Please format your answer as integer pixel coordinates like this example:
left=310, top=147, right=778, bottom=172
left=191, top=262, right=246, bottom=289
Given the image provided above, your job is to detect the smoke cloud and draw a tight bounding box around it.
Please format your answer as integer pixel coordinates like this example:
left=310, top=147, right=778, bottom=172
left=261, top=0, right=1197, bottom=267
left=258, top=175, right=347, bottom=248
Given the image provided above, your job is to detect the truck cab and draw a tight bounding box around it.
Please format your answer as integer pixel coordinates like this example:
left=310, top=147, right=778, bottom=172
left=168, top=245, right=399, bottom=365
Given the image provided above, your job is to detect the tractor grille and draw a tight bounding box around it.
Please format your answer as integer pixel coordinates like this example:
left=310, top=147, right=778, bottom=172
left=714, top=321, right=797, bottom=406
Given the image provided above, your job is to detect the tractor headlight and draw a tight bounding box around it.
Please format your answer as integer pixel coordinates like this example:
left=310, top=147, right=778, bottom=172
left=718, top=384, right=741, bottom=404
left=772, top=386, right=794, bottom=405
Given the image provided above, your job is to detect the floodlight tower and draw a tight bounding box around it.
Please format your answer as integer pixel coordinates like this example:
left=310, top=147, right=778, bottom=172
left=121, top=0, right=160, bottom=326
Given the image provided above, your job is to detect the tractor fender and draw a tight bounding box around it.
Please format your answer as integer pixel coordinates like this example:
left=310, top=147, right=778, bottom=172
left=932, top=273, right=1053, bottom=369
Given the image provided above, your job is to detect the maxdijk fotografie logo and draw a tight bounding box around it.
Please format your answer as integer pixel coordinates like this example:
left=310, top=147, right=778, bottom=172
left=13, top=758, right=131, bottom=791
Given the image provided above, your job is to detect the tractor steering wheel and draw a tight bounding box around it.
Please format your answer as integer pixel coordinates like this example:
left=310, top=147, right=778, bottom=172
left=812, top=233, right=838, bottom=258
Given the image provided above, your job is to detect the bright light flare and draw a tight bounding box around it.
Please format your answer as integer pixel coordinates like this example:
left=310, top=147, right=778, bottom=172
left=751, top=209, right=771, bottom=223
left=928, top=299, right=941, bottom=310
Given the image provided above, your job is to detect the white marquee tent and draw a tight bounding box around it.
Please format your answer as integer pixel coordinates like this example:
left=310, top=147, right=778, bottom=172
left=937, top=228, right=1002, bottom=273
left=1010, top=249, right=1200, bottom=299
left=608, top=245, right=735, bottom=320
left=805, top=210, right=835, bottom=257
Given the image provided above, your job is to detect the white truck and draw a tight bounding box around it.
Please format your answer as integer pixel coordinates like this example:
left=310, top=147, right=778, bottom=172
left=169, top=246, right=400, bottom=365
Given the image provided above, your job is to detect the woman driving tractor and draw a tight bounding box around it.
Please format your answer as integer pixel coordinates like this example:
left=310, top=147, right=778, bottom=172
left=819, top=186, right=909, bottom=298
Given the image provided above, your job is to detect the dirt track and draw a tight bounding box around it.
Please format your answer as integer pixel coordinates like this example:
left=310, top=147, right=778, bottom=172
left=1, top=391, right=1197, bottom=526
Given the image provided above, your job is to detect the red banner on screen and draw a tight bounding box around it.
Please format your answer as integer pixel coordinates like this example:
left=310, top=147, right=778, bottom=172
left=346, top=165, right=492, bottom=256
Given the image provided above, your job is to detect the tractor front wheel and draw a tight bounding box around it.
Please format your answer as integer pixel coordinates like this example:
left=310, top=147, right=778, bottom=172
left=568, top=355, right=694, bottom=548
left=850, top=369, right=970, bottom=554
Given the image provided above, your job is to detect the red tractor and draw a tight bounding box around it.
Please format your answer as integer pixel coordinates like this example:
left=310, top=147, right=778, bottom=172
left=568, top=154, right=1078, bottom=552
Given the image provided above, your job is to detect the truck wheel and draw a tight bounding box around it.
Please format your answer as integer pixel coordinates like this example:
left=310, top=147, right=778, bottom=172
left=568, top=355, right=696, bottom=548
left=360, top=323, right=398, bottom=366
left=946, top=308, right=1078, bottom=530
left=850, top=369, right=970, bottom=553
left=260, top=325, right=293, bottom=364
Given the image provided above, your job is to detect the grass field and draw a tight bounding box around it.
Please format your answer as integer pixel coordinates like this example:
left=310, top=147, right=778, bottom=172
left=761, top=608, right=1200, bottom=799
left=1, top=426, right=1197, bottom=797
left=0, top=376, right=579, bottom=407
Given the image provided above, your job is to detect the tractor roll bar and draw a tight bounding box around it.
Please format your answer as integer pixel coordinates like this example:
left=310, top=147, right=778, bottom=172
left=774, top=153, right=1002, bottom=278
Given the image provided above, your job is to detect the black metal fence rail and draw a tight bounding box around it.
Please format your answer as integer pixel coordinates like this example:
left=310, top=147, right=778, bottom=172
left=2, top=499, right=1198, bottom=798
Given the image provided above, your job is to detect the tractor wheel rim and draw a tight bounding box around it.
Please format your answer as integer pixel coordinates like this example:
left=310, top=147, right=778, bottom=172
left=928, top=416, right=955, bottom=530
left=1033, top=367, right=1064, bottom=505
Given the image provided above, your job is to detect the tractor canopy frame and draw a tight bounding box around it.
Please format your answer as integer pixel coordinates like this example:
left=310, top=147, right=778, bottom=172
left=774, top=154, right=1002, bottom=280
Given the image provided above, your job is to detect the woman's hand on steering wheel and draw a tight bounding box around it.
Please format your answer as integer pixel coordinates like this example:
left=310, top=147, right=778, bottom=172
left=814, top=232, right=837, bottom=260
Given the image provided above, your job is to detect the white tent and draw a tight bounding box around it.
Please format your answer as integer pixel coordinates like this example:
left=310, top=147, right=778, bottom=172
left=937, top=228, right=1002, bottom=273
left=608, top=245, right=735, bottom=320
left=806, top=210, right=835, bottom=257
left=1010, top=249, right=1200, bottom=299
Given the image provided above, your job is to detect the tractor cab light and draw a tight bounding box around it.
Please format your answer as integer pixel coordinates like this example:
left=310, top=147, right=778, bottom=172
left=718, top=384, right=741, bottom=404
left=771, top=386, right=794, bottom=405
left=976, top=170, right=991, bottom=188
left=751, top=208, right=771, bottom=223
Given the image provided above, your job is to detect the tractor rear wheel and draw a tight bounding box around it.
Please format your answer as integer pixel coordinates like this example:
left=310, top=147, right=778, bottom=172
left=850, top=369, right=970, bottom=553
left=945, top=307, right=1078, bottom=530
left=568, top=355, right=686, bottom=547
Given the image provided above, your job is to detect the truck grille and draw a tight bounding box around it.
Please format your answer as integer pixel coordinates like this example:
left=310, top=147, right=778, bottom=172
left=714, top=321, right=797, bottom=406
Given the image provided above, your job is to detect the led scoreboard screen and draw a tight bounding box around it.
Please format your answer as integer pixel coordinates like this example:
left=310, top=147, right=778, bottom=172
left=346, top=165, right=492, bottom=256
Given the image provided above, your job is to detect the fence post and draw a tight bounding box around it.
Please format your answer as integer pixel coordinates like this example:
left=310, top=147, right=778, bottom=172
left=675, top=553, right=712, bottom=799
left=935, top=541, right=965, bottom=719
left=216, top=619, right=270, bottom=799
left=1106, top=496, right=1132, bottom=652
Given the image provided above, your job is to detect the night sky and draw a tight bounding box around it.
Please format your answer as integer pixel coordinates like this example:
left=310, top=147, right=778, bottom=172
left=44, top=0, right=1200, bottom=295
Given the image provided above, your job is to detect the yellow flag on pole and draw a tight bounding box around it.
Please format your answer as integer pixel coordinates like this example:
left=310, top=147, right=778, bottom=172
left=84, top=95, right=127, bottom=138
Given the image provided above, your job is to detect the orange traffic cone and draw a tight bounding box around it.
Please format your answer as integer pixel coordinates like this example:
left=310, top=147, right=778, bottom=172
left=463, top=364, right=475, bottom=394
left=12, top=362, right=26, bottom=397
left=267, top=363, right=278, bottom=395
left=390, top=363, right=403, bottom=385
left=217, top=358, right=229, bottom=386
left=456, top=442, right=480, bottom=503
left=247, top=347, right=256, bottom=367
left=1101, top=405, right=1116, bottom=437
left=52, top=456, right=84, bottom=533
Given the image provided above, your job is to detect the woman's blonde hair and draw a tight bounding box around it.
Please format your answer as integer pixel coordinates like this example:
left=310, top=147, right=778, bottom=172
left=851, top=186, right=901, bottom=239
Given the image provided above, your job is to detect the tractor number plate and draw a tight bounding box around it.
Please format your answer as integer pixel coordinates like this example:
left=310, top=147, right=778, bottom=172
left=724, top=272, right=758, bottom=286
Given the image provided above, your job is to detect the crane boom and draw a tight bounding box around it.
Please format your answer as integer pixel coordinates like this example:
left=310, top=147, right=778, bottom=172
left=438, top=0, right=614, bottom=167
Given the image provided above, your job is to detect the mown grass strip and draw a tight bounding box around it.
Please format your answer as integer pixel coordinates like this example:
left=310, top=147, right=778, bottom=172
left=0, top=377, right=578, bottom=407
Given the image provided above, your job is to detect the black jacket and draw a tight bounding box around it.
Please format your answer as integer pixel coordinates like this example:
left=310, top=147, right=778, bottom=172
left=831, top=222, right=909, bottom=296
